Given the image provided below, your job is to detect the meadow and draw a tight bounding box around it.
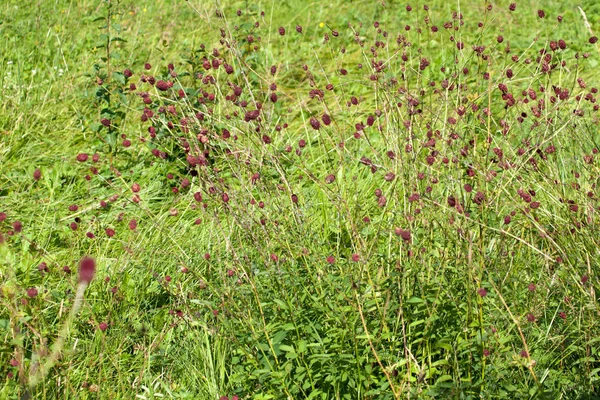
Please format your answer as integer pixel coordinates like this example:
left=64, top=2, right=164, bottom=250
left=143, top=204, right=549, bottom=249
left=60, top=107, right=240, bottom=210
left=1, top=0, right=600, bottom=398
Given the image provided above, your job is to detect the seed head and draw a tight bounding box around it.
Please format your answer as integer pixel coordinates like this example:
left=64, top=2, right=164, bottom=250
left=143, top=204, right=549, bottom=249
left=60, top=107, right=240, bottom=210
left=33, top=169, right=42, bottom=181
left=26, top=287, right=38, bottom=298
left=278, top=27, right=285, bottom=35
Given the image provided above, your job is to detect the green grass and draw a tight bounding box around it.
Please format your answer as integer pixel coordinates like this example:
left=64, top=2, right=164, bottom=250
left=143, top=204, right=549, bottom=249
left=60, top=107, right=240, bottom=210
left=1, top=0, right=600, bottom=398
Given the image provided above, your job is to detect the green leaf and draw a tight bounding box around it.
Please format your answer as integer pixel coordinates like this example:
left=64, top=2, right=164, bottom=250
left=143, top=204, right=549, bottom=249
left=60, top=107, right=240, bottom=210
left=279, top=344, right=295, bottom=353
left=435, top=375, right=453, bottom=384
left=112, top=71, right=125, bottom=85
left=273, top=299, right=288, bottom=310
left=407, top=296, right=424, bottom=304
left=297, top=340, right=307, bottom=353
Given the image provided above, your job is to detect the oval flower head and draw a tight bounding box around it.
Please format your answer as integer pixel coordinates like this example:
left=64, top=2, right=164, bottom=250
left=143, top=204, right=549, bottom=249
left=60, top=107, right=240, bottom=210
left=78, top=257, right=96, bottom=284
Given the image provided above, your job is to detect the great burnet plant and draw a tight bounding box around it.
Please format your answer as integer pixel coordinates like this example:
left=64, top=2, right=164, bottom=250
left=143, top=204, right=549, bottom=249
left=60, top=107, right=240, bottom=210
left=4, top=1, right=598, bottom=399
left=78, top=2, right=600, bottom=398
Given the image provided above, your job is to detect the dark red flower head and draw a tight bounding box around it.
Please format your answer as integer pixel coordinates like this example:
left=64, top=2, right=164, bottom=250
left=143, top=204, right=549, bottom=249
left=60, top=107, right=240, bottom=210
left=155, top=80, right=170, bottom=91
left=12, top=221, right=22, bottom=233
left=394, top=227, right=411, bottom=242
left=78, top=257, right=96, bottom=284
left=309, top=117, right=320, bottom=130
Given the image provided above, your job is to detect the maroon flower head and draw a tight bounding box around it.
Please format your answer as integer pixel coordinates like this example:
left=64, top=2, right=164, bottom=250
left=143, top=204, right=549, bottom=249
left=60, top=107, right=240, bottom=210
left=33, top=169, right=42, bottom=181
left=78, top=257, right=96, bottom=284
left=76, top=153, right=89, bottom=162
left=310, top=117, right=321, bottom=130
left=559, top=312, right=567, bottom=320
left=12, top=221, right=22, bottom=233
left=155, top=80, right=170, bottom=91
left=296, top=25, right=303, bottom=33
left=508, top=3, right=516, bottom=11
left=278, top=27, right=285, bottom=35
left=590, top=36, right=599, bottom=44
left=394, top=227, right=411, bottom=242
left=477, top=287, right=488, bottom=297
left=98, top=322, right=108, bottom=332
left=26, top=287, right=38, bottom=298
left=244, top=110, right=260, bottom=122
